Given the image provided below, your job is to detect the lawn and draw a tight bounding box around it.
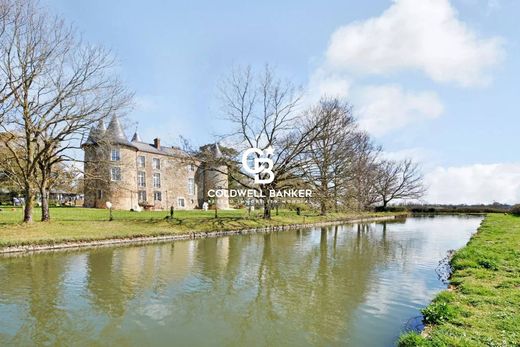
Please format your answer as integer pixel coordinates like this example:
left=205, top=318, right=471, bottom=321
left=399, top=214, right=520, bottom=346
left=0, top=206, right=397, bottom=248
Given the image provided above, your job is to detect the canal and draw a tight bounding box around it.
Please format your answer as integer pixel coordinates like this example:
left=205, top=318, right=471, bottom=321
left=0, top=215, right=482, bottom=346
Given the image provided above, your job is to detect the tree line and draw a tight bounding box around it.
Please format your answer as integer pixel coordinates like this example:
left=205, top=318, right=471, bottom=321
left=214, top=66, right=425, bottom=218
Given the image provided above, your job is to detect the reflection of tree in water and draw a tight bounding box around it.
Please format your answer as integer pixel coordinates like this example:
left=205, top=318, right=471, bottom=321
left=0, top=253, right=80, bottom=346
left=0, top=219, right=420, bottom=346
left=224, top=223, right=405, bottom=346
left=87, top=248, right=129, bottom=318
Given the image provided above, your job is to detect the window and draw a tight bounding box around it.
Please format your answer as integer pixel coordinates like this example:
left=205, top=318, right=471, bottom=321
left=154, top=191, right=162, bottom=201
left=111, top=167, right=121, bottom=181
left=137, top=171, right=146, bottom=187
left=177, top=197, right=185, bottom=208
left=188, top=178, right=195, bottom=195
left=189, top=164, right=195, bottom=172
left=137, top=156, right=145, bottom=168
left=97, top=190, right=103, bottom=199
left=138, top=190, right=147, bottom=202
left=153, top=173, right=161, bottom=188
left=111, top=148, right=120, bottom=161
left=152, top=158, right=161, bottom=170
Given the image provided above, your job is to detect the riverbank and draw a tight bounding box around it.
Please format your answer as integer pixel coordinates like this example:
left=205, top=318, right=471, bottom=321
left=0, top=207, right=406, bottom=253
left=399, top=214, right=520, bottom=346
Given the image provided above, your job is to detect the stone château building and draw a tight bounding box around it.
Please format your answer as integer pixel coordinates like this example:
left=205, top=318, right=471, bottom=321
left=82, top=115, right=229, bottom=210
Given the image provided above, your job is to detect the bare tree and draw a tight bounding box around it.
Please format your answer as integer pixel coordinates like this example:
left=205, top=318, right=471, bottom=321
left=301, top=98, right=357, bottom=215
left=374, top=159, right=425, bottom=209
left=218, top=65, right=320, bottom=219
left=347, top=132, right=381, bottom=210
left=0, top=0, right=131, bottom=222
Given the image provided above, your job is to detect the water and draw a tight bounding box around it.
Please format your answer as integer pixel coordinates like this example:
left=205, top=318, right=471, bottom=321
left=0, top=215, right=482, bottom=346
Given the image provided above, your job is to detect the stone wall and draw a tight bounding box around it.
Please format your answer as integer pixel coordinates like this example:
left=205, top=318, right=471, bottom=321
left=108, top=146, right=138, bottom=210
left=203, top=164, right=229, bottom=209
left=84, top=144, right=229, bottom=211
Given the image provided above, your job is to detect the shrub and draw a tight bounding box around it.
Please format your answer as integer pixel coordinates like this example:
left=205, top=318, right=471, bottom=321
left=510, top=204, right=520, bottom=216
left=421, top=301, right=456, bottom=325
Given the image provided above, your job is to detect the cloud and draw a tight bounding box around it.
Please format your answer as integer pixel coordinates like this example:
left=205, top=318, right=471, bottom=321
left=355, top=85, right=443, bottom=136
left=325, top=0, right=504, bottom=87
left=305, top=69, right=351, bottom=105
left=487, top=0, right=501, bottom=11
left=425, top=163, right=520, bottom=204
left=382, top=147, right=439, bottom=169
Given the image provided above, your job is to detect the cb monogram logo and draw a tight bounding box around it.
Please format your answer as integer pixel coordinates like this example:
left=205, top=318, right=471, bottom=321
left=241, top=146, right=275, bottom=184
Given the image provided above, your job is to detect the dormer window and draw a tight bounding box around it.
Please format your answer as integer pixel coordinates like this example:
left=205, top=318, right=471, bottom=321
left=111, top=148, right=120, bottom=161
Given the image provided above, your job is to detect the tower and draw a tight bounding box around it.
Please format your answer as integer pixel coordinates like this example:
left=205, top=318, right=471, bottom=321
left=205, top=143, right=229, bottom=209
left=82, top=115, right=138, bottom=210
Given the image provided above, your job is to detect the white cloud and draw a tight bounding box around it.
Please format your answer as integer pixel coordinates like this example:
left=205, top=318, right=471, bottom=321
left=487, top=0, right=501, bottom=11
left=325, top=0, right=504, bottom=87
left=355, top=85, right=443, bottom=136
left=425, top=163, right=520, bottom=204
left=382, top=147, right=439, bottom=170
left=305, top=69, right=351, bottom=105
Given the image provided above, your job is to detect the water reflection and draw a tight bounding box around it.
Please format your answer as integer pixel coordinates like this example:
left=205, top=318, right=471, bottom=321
left=0, top=215, right=482, bottom=346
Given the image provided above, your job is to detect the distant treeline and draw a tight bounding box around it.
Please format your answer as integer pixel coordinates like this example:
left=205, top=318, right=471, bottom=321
left=380, top=203, right=512, bottom=214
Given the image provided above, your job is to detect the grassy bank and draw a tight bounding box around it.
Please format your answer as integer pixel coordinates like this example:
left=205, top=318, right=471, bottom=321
left=399, top=214, right=520, bottom=346
left=0, top=207, right=401, bottom=248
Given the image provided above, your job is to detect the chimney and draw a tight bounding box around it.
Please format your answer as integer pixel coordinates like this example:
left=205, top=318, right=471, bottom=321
left=153, top=138, right=161, bottom=149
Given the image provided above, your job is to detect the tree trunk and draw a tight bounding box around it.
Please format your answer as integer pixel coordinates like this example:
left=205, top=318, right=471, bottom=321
left=320, top=176, right=328, bottom=216
left=333, top=184, right=338, bottom=213
left=40, top=188, right=50, bottom=222
left=320, top=200, right=327, bottom=216
left=263, top=199, right=271, bottom=219
left=39, top=165, right=51, bottom=222
left=23, top=187, right=34, bottom=223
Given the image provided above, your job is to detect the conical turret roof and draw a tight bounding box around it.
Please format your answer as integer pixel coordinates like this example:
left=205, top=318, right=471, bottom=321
left=83, top=126, right=97, bottom=145
left=131, top=131, right=142, bottom=142
left=96, top=119, right=106, bottom=132
left=82, top=120, right=106, bottom=146
left=106, top=115, right=127, bottom=141
left=213, top=142, right=223, bottom=158
left=100, top=115, right=135, bottom=148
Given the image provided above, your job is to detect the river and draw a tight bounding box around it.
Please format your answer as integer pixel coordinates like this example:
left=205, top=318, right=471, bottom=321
left=0, top=215, right=482, bottom=346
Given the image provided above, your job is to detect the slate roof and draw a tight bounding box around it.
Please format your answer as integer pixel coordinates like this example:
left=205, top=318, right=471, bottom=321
left=130, top=141, right=189, bottom=158
left=83, top=115, right=194, bottom=159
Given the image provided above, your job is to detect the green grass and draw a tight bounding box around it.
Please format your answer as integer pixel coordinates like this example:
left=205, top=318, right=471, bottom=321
left=398, top=214, right=520, bottom=347
left=0, top=206, right=399, bottom=248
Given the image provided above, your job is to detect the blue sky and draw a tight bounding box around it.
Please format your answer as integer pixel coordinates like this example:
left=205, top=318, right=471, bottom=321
left=45, top=0, right=520, bottom=204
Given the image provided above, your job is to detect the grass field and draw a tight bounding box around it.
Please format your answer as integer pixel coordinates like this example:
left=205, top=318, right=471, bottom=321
left=0, top=207, right=396, bottom=247
left=399, top=214, right=520, bottom=346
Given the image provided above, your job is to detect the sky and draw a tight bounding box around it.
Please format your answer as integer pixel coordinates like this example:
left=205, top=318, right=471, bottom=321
left=44, top=0, right=520, bottom=205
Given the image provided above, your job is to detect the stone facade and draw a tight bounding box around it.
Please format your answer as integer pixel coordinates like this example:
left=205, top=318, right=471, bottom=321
left=82, top=115, right=229, bottom=210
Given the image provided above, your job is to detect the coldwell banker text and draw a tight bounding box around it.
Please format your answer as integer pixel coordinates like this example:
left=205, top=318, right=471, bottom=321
left=206, top=146, right=314, bottom=200
left=208, top=189, right=313, bottom=199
